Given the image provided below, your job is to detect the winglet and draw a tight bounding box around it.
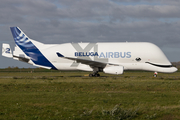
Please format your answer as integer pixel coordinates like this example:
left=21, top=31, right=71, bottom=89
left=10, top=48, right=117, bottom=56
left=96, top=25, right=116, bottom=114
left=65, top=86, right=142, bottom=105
left=2, top=43, right=13, bottom=58
left=56, top=52, right=64, bottom=57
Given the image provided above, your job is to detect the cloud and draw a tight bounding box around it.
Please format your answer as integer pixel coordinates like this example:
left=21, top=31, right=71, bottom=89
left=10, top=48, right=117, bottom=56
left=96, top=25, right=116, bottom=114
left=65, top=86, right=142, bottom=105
left=0, top=0, right=180, bottom=68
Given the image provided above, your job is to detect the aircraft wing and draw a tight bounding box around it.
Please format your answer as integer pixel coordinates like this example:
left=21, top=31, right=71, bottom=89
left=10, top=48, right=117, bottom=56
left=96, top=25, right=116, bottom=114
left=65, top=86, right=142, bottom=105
left=56, top=52, right=117, bottom=68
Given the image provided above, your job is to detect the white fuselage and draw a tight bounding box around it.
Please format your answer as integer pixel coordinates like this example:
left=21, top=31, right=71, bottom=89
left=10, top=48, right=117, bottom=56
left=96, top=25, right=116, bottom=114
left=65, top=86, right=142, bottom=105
left=3, top=27, right=177, bottom=76
left=33, top=41, right=177, bottom=73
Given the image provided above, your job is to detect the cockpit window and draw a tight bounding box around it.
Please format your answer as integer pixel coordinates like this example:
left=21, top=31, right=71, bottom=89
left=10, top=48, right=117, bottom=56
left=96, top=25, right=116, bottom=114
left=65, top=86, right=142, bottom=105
left=136, top=57, right=141, bottom=62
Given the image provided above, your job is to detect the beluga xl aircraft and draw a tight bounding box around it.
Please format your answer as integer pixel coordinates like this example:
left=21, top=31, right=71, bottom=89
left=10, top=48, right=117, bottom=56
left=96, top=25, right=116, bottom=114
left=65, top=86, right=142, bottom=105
left=2, top=27, right=178, bottom=77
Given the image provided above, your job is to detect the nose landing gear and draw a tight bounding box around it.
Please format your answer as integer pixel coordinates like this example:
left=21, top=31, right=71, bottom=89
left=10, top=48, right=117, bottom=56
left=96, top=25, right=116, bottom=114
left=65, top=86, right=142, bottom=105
left=154, top=72, right=158, bottom=77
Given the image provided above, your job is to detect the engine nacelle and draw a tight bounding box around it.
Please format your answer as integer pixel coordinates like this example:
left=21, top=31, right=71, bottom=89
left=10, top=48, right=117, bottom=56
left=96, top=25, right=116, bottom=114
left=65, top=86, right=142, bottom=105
left=103, top=66, right=124, bottom=75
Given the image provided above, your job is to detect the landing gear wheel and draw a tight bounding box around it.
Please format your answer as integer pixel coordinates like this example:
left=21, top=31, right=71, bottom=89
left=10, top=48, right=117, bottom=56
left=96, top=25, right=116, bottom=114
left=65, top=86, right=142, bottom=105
left=89, top=74, right=93, bottom=77
left=96, top=73, right=100, bottom=77
left=89, top=73, right=100, bottom=77
left=154, top=72, right=158, bottom=77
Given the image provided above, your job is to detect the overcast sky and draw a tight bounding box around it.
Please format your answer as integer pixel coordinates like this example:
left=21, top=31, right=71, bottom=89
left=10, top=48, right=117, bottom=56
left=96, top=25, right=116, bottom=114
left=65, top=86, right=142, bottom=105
left=1, top=0, right=180, bottom=68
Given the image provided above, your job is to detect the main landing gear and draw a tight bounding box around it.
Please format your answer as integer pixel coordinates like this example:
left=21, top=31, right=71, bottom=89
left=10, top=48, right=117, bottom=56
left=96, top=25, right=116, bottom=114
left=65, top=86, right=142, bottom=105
left=89, top=71, right=100, bottom=77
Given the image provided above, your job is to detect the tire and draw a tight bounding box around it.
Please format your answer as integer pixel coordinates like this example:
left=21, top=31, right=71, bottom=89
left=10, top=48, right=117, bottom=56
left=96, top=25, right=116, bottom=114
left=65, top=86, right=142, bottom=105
left=89, top=74, right=93, bottom=77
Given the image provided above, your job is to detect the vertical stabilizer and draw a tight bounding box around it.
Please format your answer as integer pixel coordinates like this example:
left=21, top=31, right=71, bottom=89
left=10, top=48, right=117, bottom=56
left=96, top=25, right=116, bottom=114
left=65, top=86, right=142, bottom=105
left=10, top=27, right=57, bottom=70
left=2, top=43, right=13, bottom=58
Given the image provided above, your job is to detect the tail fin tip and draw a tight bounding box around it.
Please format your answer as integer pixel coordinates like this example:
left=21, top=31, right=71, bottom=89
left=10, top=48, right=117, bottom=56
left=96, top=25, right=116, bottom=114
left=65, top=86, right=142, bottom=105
left=10, top=27, right=30, bottom=43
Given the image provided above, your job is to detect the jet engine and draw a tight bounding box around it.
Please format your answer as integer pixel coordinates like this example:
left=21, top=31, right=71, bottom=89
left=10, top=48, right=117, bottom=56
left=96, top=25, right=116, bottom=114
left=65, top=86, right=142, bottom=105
left=103, top=66, right=124, bottom=75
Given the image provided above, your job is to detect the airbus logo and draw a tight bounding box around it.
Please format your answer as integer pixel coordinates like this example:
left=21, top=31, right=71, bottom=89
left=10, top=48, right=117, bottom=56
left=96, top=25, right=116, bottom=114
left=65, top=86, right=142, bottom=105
left=99, top=52, right=131, bottom=58
left=72, top=43, right=131, bottom=67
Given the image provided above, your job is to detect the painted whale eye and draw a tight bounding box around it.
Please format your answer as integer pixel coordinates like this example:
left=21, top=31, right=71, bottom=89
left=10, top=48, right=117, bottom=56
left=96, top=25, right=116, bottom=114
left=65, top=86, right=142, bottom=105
left=136, top=57, right=141, bottom=62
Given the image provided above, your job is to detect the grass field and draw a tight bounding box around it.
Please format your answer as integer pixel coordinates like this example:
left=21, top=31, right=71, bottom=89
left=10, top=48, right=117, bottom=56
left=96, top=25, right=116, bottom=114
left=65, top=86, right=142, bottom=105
left=0, top=69, right=180, bottom=120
